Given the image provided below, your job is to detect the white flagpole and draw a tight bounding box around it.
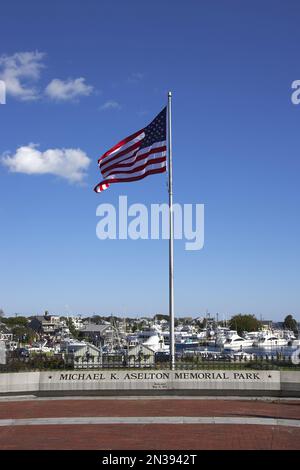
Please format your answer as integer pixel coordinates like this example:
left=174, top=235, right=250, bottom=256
left=167, top=91, right=175, bottom=371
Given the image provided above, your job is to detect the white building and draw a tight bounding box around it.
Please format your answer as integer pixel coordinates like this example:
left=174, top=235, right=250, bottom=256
left=70, top=316, right=84, bottom=330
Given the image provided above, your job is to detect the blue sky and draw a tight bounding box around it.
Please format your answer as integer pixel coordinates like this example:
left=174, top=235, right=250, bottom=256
left=0, top=0, right=299, bottom=321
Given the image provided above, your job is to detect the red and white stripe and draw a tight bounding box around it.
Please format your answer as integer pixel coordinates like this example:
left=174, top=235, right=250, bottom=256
left=94, top=130, right=166, bottom=193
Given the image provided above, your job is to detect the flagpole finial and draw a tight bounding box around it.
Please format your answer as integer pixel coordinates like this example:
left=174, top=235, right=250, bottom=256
left=168, top=91, right=172, bottom=97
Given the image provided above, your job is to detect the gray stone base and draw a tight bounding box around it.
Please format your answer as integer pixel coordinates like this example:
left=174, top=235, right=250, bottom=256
left=0, top=369, right=299, bottom=397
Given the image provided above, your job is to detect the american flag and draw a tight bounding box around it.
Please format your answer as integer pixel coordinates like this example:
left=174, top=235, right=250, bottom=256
left=94, top=107, right=167, bottom=193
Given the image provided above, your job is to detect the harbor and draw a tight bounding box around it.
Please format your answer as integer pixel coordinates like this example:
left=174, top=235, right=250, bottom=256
left=1, top=312, right=300, bottom=371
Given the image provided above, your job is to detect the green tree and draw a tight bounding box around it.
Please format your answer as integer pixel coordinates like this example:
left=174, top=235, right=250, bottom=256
left=154, top=314, right=169, bottom=321
left=283, top=315, right=298, bottom=334
left=2, top=316, right=29, bottom=328
left=229, top=314, right=261, bottom=335
left=66, top=319, right=80, bottom=339
left=91, top=315, right=102, bottom=324
left=12, top=326, right=36, bottom=343
left=137, top=321, right=146, bottom=330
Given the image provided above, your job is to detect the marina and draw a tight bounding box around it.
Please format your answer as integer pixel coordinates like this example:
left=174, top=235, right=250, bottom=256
left=1, top=313, right=300, bottom=370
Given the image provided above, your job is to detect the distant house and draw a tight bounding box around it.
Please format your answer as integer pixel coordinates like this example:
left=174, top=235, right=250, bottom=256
left=0, top=332, right=13, bottom=342
left=29, top=314, right=62, bottom=336
left=0, top=323, right=18, bottom=350
left=0, top=323, right=13, bottom=342
left=70, top=316, right=84, bottom=330
left=80, top=323, right=113, bottom=346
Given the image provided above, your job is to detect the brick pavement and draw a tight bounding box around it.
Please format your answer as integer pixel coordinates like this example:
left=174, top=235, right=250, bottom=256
left=0, top=399, right=299, bottom=450
left=0, top=399, right=299, bottom=420
left=0, top=424, right=299, bottom=449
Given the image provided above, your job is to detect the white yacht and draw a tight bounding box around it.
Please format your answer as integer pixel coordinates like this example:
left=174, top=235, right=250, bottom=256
left=216, top=330, right=238, bottom=347
left=253, top=334, right=288, bottom=348
left=60, top=338, right=87, bottom=353
left=196, top=330, right=207, bottom=340
left=138, top=329, right=169, bottom=353
left=222, top=334, right=254, bottom=351
left=283, top=330, right=297, bottom=341
left=138, top=328, right=160, bottom=343
left=28, top=341, right=55, bottom=354
left=243, top=331, right=260, bottom=341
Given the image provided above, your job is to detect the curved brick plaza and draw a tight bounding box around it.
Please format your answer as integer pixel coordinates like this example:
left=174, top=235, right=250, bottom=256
left=0, top=396, right=299, bottom=450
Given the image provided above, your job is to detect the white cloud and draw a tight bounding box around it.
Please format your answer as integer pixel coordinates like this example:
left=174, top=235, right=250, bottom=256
left=128, top=72, right=144, bottom=83
left=45, top=78, right=93, bottom=101
left=0, top=51, right=45, bottom=101
left=2, top=144, right=91, bottom=183
left=100, top=100, right=121, bottom=111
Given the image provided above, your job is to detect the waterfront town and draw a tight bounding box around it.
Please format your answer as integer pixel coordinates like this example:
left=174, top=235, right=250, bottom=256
left=0, top=310, right=299, bottom=370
